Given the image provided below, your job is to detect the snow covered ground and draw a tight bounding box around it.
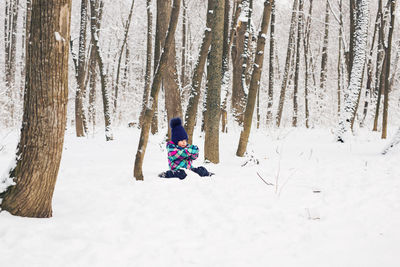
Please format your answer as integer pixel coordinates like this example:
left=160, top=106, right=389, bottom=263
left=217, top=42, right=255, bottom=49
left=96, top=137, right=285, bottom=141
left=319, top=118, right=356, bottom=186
left=1, top=126, right=399, bottom=267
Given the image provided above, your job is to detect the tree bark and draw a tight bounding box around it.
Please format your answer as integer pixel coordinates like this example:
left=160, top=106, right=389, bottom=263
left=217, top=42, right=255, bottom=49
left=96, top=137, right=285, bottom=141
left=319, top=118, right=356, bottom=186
left=382, top=0, right=396, bottom=139
left=205, top=0, right=225, bottom=163
left=292, top=0, right=303, bottom=127
left=266, top=0, right=275, bottom=125
left=139, top=0, right=153, bottom=127
left=337, top=0, right=369, bottom=142
left=1, top=0, right=72, bottom=218
left=236, top=0, right=273, bottom=157
left=75, top=0, right=89, bottom=137
left=184, top=0, right=214, bottom=144
left=114, top=0, right=135, bottom=115
left=89, top=0, right=113, bottom=141
left=276, top=0, right=298, bottom=127
left=134, top=0, right=181, bottom=180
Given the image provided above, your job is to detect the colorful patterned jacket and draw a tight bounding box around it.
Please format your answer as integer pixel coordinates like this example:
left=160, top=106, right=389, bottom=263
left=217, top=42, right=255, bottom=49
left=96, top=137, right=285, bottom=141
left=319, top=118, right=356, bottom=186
left=167, top=141, right=199, bottom=170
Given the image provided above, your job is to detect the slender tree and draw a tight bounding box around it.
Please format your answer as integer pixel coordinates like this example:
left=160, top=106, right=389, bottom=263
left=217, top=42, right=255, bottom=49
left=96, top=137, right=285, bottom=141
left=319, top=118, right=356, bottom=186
left=382, top=0, right=396, bottom=139
left=293, top=0, right=303, bottom=127
left=266, top=0, right=275, bottom=125
left=184, top=0, right=214, bottom=144
left=0, top=0, right=72, bottom=218
left=139, top=0, right=153, bottom=127
left=134, top=0, right=181, bottom=180
left=75, top=0, right=89, bottom=137
left=114, top=0, right=135, bottom=115
left=236, top=0, right=273, bottom=157
left=89, top=0, right=113, bottom=141
left=276, top=0, right=298, bottom=127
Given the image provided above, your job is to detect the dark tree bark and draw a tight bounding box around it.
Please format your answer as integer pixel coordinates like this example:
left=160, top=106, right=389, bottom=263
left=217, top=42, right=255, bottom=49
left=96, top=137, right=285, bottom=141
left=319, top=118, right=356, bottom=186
left=89, top=0, right=113, bottom=141
left=75, top=0, right=89, bottom=137
left=266, top=0, right=275, bottom=125
left=292, top=0, right=303, bottom=127
left=0, top=0, right=72, bottom=218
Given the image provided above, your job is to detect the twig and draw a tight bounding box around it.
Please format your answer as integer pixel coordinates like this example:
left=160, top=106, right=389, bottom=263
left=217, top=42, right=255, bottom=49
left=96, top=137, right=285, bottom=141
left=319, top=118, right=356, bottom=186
left=256, top=172, right=274, bottom=186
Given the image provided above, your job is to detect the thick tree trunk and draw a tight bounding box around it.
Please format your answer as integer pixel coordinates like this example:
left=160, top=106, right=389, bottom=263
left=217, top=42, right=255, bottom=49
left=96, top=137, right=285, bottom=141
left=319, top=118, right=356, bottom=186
left=181, top=0, right=187, bottom=88
left=0, top=0, right=72, bottom=218
left=134, top=0, right=181, bottom=180
left=236, top=0, right=272, bottom=157
left=276, top=0, right=298, bottom=127
left=89, top=0, right=113, bottom=141
left=204, top=0, right=225, bottom=163
left=184, top=0, right=214, bottom=144
left=337, top=0, right=369, bottom=142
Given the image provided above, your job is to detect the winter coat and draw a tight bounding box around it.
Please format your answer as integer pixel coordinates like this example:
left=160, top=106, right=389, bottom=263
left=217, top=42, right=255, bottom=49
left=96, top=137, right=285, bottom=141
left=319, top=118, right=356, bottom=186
left=166, top=141, right=199, bottom=170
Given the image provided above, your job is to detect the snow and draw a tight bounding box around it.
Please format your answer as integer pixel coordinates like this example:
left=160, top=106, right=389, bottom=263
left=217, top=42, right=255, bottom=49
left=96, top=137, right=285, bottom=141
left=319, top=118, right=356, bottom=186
left=1, top=127, right=399, bottom=266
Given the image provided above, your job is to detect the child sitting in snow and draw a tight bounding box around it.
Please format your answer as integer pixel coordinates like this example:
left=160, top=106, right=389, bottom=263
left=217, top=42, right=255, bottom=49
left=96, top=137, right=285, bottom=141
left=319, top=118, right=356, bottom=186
left=158, top=117, right=213, bottom=179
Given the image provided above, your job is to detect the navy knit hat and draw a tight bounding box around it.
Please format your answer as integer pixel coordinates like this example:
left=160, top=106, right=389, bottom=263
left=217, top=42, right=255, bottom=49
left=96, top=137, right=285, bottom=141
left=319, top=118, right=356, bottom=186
left=170, top=117, right=188, bottom=145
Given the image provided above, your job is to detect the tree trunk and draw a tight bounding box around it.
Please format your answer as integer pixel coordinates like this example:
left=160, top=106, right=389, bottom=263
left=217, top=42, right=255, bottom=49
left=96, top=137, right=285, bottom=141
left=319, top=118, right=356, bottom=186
left=317, top=0, right=330, bottom=120
left=89, top=0, right=113, bottom=141
left=266, top=0, right=275, bottom=125
left=382, top=126, right=400, bottom=154
left=373, top=0, right=385, bottom=132
left=293, top=0, right=303, bottom=127
left=231, top=2, right=249, bottom=124
left=181, top=0, right=187, bottom=88
left=75, top=0, right=88, bottom=137
left=337, top=0, right=369, bottom=142
left=382, top=0, right=396, bottom=139
left=4, top=0, right=20, bottom=126
left=204, top=0, right=225, bottom=163
left=236, top=0, right=272, bottom=157
left=303, top=0, right=313, bottom=128
left=139, top=0, right=153, bottom=127
left=276, top=0, right=298, bottom=127
left=114, top=0, right=135, bottom=115
left=184, top=0, right=214, bottom=144
left=134, top=0, right=181, bottom=180
left=0, top=0, right=72, bottom=218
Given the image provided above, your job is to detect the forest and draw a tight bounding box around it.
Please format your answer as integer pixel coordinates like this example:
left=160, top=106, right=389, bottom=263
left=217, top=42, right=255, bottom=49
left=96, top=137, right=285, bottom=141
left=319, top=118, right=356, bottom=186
left=0, top=0, right=399, bottom=266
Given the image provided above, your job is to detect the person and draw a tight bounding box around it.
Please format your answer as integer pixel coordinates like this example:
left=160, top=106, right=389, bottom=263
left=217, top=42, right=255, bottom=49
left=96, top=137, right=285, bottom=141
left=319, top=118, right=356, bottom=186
left=159, top=117, right=213, bottom=179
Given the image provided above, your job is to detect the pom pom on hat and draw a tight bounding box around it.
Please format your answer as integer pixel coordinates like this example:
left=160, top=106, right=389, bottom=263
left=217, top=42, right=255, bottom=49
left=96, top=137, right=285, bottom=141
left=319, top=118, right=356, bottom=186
left=170, top=117, right=188, bottom=145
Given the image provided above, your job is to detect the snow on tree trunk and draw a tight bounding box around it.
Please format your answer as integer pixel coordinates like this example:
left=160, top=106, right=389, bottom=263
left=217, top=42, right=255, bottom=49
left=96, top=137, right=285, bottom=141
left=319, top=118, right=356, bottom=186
left=337, top=0, right=369, bottom=143
left=382, top=127, right=400, bottom=155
